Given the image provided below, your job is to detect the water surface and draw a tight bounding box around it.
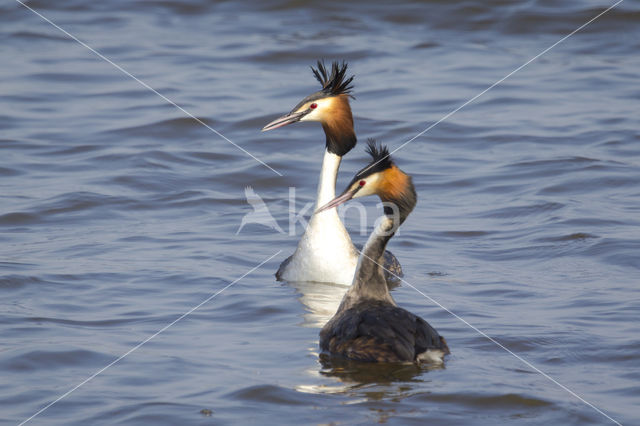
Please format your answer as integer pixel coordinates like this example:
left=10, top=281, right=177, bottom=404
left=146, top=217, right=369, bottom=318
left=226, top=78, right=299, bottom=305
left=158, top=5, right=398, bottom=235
left=1, top=0, right=639, bottom=424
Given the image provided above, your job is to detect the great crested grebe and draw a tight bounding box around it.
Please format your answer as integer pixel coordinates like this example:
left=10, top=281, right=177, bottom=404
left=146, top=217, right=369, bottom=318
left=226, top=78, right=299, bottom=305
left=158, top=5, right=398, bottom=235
left=317, top=141, right=449, bottom=363
left=262, top=61, right=401, bottom=286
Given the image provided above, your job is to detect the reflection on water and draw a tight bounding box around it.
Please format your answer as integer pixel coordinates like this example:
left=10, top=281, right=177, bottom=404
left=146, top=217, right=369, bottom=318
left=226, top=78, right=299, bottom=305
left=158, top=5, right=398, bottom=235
left=296, top=360, right=426, bottom=398
left=289, top=280, right=348, bottom=328
left=296, top=358, right=442, bottom=424
left=318, top=356, right=438, bottom=385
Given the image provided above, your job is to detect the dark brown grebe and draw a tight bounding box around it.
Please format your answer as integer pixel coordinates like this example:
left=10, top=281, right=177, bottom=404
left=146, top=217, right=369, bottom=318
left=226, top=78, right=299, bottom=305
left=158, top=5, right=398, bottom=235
left=317, top=141, right=449, bottom=363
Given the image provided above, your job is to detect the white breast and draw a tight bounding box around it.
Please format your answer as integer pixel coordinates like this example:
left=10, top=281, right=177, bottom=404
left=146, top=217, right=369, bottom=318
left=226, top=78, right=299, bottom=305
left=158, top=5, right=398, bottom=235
left=279, top=207, right=358, bottom=285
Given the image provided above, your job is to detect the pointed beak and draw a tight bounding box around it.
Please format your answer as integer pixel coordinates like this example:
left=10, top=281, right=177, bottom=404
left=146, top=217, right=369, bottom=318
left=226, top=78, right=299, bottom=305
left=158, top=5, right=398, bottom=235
left=316, top=187, right=360, bottom=213
left=262, top=111, right=307, bottom=132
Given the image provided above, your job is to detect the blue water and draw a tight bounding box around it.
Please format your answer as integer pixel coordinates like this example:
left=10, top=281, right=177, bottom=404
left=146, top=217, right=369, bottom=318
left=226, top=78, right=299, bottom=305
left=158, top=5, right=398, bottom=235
left=1, top=0, right=639, bottom=424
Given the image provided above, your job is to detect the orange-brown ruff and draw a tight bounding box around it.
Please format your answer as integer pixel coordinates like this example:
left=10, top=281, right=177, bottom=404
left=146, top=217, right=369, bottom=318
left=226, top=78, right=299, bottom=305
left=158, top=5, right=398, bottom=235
left=379, top=165, right=411, bottom=203
left=320, top=94, right=356, bottom=155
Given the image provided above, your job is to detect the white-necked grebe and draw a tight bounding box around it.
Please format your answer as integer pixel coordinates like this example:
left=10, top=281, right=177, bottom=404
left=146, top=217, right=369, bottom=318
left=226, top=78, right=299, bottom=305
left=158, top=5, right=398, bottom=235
left=262, top=61, right=401, bottom=286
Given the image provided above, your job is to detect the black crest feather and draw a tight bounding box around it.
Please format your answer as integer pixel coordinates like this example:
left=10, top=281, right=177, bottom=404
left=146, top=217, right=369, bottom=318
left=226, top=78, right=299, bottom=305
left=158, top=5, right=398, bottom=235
left=350, top=139, right=393, bottom=182
left=311, top=60, right=354, bottom=97
left=365, top=139, right=392, bottom=166
left=361, top=139, right=393, bottom=175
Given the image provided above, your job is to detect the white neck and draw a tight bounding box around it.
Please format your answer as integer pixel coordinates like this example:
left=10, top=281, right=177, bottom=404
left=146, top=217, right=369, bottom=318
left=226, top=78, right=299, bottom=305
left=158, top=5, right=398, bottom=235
left=315, top=150, right=342, bottom=209
left=277, top=148, right=358, bottom=285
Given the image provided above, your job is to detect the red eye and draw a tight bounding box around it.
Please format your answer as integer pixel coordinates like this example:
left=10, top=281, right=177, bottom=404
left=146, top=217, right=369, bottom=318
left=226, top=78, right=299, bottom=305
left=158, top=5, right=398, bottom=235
left=310, top=103, right=317, bottom=109
left=359, top=180, right=366, bottom=186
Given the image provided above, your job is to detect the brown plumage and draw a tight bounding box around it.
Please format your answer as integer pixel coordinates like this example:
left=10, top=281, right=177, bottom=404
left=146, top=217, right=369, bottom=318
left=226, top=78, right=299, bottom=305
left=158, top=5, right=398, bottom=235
left=321, top=301, right=449, bottom=363
left=320, top=95, right=356, bottom=156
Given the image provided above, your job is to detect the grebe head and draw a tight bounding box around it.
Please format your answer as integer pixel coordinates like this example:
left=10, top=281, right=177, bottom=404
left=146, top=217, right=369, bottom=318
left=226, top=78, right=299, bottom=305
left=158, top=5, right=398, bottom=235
left=317, top=140, right=417, bottom=222
left=262, top=60, right=356, bottom=156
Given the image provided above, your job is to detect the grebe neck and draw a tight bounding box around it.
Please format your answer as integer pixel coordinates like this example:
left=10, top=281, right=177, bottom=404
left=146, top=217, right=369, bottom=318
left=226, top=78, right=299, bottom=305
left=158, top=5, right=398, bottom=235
left=338, top=216, right=398, bottom=310
left=316, top=150, right=342, bottom=209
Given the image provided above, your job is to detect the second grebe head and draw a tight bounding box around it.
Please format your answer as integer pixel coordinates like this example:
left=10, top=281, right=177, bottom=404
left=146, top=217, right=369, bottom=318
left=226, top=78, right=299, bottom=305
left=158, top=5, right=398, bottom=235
left=317, top=140, right=417, bottom=222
